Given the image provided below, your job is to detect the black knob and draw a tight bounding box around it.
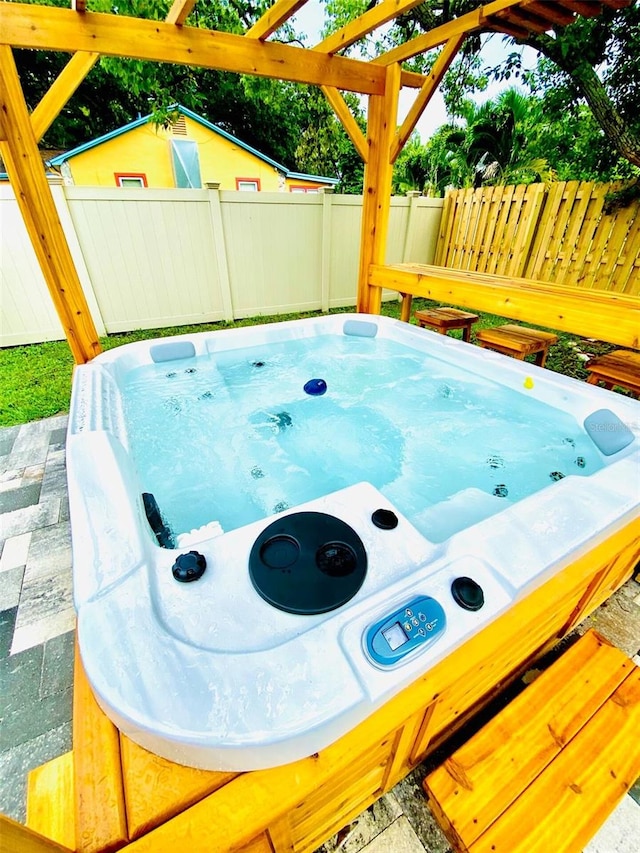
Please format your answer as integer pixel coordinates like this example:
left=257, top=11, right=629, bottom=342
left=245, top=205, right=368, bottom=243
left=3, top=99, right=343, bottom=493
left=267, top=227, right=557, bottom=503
left=172, top=550, right=207, bottom=583
left=451, top=576, right=484, bottom=611
left=371, top=508, right=398, bottom=530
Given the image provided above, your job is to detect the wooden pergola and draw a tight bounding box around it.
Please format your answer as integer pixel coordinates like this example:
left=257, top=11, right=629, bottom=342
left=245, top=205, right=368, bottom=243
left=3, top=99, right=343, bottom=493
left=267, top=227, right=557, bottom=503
left=0, top=0, right=631, bottom=364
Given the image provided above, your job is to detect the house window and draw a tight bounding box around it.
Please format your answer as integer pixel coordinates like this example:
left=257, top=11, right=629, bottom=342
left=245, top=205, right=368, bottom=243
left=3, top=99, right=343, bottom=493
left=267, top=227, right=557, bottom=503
left=171, top=139, right=202, bottom=188
left=236, top=178, right=261, bottom=191
left=115, top=173, right=148, bottom=187
left=289, top=185, right=320, bottom=193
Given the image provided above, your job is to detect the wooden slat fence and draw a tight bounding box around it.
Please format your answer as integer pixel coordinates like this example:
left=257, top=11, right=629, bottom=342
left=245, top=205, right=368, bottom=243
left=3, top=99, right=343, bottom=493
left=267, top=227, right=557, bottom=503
left=435, top=181, right=640, bottom=294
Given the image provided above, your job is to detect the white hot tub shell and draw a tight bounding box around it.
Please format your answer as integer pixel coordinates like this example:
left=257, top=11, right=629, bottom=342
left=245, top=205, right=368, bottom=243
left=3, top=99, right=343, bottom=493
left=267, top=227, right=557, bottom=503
left=67, top=314, right=640, bottom=770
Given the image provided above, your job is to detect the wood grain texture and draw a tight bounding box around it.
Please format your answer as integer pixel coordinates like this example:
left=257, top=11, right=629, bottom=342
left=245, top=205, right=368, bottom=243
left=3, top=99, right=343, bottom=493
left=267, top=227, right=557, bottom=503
left=73, top=642, right=128, bottom=853
left=424, top=631, right=634, bottom=848
left=0, top=4, right=384, bottom=95
left=27, top=752, right=75, bottom=850
left=471, top=667, right=640, bottom=853
left=0, top=45, right=101, bottom=364
left=0, top=815, right=73, bottom=853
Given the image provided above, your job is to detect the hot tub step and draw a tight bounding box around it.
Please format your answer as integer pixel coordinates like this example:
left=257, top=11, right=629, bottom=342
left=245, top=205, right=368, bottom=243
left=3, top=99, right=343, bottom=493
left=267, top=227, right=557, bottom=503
left=423, top=629, right=640, bottom=853
left=26, top=751, right=75, bottom=850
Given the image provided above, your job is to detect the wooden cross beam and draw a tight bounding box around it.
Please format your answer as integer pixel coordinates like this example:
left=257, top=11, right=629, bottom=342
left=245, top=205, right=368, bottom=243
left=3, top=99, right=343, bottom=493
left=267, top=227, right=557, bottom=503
left=0, top=45, right=101, bottom=364
left=166, top=0, right=198, bottom=27
left=0, top=3, right=385, bottom=95
left=30, top=51, right=99, bottom=142
left=246, top=0, right=309, bottom=40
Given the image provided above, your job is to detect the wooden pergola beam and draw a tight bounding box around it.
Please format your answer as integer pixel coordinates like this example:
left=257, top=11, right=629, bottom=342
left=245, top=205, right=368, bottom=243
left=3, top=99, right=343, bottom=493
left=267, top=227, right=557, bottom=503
left=372, top=0, right=540, bottom=66
left=165, top=0, right=198, bottom=26
left=315, top=0, right=426, bottom=55
left=0, top=4, right=386, bottom=96
left=391, top=35, right=465, bottom=164
left=555, top=0, right=607, bottom=17
left=526, top=1, right=575, bottom=26
left=246, top=0, right=309, bottom=40
left=0, top=45, right=101, bottom=364
left=374, top=9, right=483, bottom=66
left=357, top=63, right=402, bottom=315
left=31, top=51, right=99, bottom=142
left=492, top=6, right=553, bottom=34
left=321, top=86, right=368, bottom=162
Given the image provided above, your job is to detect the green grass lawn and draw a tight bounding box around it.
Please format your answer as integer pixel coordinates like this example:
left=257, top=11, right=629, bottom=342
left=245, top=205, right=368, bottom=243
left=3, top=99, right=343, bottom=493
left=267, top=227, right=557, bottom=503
left=0, top=298, right=617, bottom=428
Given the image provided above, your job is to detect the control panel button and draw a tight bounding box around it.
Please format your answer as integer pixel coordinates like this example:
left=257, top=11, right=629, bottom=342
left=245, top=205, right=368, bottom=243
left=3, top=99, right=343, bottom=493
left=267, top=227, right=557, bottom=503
left=365, top=595, right=447, bottom=667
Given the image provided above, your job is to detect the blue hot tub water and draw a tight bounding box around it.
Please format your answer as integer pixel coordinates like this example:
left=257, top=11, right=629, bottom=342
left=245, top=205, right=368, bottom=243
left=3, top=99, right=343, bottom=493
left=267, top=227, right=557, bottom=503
left=120, top=334, right=602, bottom=544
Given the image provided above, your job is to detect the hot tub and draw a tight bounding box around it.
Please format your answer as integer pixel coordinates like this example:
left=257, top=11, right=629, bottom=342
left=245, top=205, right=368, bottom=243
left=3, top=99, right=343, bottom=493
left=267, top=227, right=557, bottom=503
left=67, top=314, right=639, bottom=771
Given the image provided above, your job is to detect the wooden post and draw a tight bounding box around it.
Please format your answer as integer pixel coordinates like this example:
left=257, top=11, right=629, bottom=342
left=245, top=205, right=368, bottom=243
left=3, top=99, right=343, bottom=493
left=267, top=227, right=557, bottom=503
left=356, top=62, right=401, bottom=315
left=0, top=45, right=101, bottom=364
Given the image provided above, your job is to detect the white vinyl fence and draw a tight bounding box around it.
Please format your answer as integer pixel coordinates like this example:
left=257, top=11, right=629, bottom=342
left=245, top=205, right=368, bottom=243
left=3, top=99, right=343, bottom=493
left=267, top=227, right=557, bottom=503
left=0, top=186, right=443, bottom=347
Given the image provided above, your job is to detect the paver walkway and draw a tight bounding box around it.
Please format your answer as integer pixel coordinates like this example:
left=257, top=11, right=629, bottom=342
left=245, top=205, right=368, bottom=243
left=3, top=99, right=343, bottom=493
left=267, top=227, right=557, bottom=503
left=1, top=416, right=638, bottom=851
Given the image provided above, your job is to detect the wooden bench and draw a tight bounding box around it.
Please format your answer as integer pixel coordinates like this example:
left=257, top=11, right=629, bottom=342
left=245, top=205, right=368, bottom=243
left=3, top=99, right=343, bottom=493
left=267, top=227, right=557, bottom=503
left=414, top=307, right=479, bottom=342
left=423, top=629, right=640, bottom=853
left=372, top=264, right=640, bottom=350
left=586, top=349, right=640, bottom=396
left=475, top=324, right=559, bottom=367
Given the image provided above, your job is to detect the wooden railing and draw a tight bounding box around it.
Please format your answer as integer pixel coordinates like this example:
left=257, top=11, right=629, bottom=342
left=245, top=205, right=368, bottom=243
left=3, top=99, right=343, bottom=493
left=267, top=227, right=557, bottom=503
left=434, top=181, right=640, bottom=295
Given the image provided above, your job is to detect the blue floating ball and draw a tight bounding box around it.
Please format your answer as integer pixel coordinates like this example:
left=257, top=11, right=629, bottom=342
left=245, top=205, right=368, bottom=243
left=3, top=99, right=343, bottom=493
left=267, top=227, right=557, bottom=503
left=304, top=378, right=327, bottom=396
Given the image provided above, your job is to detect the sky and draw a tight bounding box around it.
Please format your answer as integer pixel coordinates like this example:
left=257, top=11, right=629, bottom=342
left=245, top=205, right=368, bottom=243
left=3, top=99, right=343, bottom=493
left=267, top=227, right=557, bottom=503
left=290, top=2, right=539, bottom=140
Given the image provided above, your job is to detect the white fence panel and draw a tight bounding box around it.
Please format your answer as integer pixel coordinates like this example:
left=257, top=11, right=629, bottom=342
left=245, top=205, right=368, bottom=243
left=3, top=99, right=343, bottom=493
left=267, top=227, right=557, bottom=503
left=1, top=187, right=444, bottom=348
left=64, top=188, right=226, bottom=332
left=0, top=186, right=105, bottom=345
left=221, top=192, right=324, bottom=318
left=326, top=196, right=362, bottom=307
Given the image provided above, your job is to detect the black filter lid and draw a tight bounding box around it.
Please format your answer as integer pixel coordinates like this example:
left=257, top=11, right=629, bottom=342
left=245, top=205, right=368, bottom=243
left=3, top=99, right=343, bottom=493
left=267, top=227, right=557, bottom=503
left=249, top=512, right=367, bottom=615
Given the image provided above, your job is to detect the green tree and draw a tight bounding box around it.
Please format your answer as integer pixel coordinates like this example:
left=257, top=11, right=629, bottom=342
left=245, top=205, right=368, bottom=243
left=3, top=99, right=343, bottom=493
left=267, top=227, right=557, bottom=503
left=295, top=88, right=365, bottom=192
left=325, top=0, right=640, bottom=174
left=393, top=90, right=553, bottom=194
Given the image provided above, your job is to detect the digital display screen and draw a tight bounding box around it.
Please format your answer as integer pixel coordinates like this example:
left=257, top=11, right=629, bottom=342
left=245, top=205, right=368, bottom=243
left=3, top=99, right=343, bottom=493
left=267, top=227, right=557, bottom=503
left=382, top=622, right=409, bottom=651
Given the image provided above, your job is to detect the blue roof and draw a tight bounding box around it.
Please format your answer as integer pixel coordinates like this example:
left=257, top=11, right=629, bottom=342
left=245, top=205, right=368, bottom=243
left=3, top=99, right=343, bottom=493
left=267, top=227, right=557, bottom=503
left=46, top=105, right=338, bottom=184
left=287, top=171, right=339, bottom=185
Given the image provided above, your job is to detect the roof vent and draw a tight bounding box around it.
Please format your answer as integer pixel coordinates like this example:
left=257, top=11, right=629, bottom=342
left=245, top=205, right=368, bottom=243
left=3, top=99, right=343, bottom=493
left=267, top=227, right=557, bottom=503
left=171, top=116, right=187, bottom=136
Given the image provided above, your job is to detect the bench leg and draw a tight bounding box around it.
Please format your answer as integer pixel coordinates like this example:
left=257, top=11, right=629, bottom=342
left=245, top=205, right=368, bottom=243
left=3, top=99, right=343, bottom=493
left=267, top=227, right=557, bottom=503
left=400, top=293, right=412, bottom=323
left=587, top=373, right=615, bottom=390
left=534, top=348, right=550, bottom=367
left=462, top=325, right=472, bottom=343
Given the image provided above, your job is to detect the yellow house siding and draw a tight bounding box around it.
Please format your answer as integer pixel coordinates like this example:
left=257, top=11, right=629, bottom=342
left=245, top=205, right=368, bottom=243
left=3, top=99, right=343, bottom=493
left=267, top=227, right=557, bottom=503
left=66, top=116, right=291, bottom=190
left=67, top=123, right=174, bottom=187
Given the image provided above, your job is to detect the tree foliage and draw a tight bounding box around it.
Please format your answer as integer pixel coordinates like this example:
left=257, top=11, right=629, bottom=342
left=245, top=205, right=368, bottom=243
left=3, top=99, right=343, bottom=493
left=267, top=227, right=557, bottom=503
left=326, top=0, right=640, bottom=175
left=393, top=89, right=554, bottom=194
left=14, top=0, right=364, bottom=189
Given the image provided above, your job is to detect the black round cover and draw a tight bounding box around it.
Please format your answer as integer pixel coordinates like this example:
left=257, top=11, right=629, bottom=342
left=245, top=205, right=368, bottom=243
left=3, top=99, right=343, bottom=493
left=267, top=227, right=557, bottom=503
left=451, top=576, right=485, bottom=611
left=249, top=512, right=367, bottom=614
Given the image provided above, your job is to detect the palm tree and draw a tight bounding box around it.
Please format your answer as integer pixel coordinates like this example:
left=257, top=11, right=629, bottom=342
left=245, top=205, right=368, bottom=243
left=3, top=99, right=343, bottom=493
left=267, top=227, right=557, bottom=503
left=416, top=90, right=554, bottom=192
